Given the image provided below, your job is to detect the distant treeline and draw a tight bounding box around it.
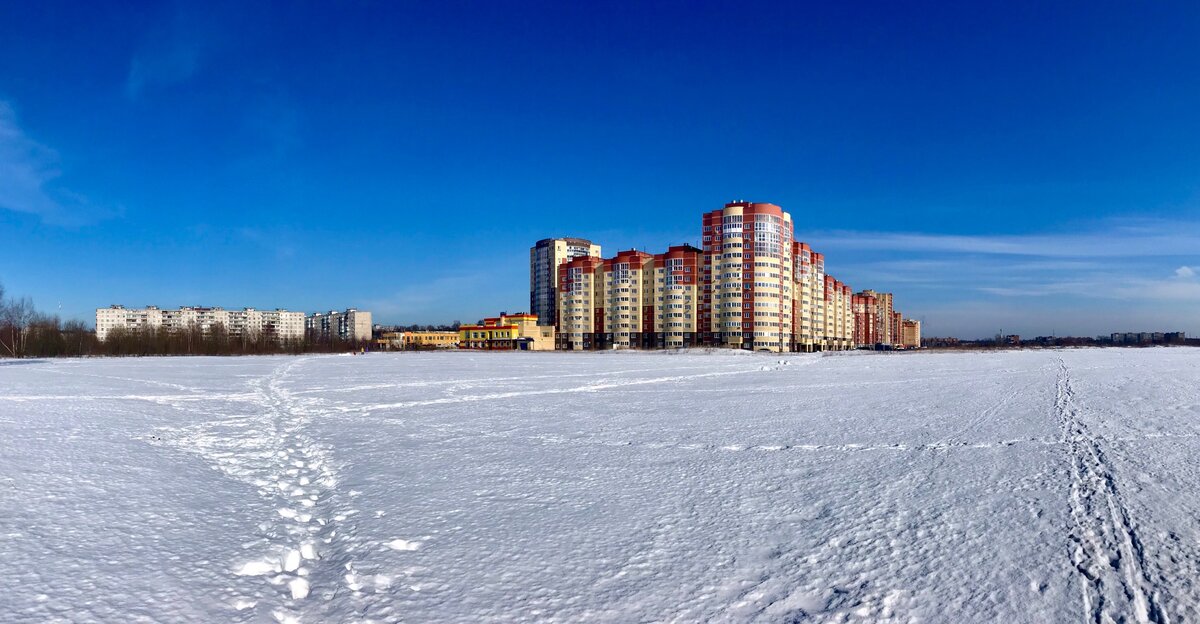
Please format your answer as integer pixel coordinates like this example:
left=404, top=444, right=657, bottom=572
left=0, top=282, right=368, bottom=358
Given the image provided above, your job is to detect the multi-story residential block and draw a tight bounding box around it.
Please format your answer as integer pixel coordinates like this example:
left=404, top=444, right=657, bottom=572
left=547, top=199, right=905, bottom=353
left=701, top=201, right=794, bottom=352
left=95, top=305, right=304, bottom=342
left=653, top=245, right=702, bottom=348
left=852, top=292, right=879, bottom=347
left=791, top=242, right=815, bottom=351
left=902, top=319, right=922, bottom=348
left=603, top=249, right=655, bottom=349
left=530, top=237, right=602, bottom=328
left=557, top=255, right=606, bottom=350
left=854, top=289, right=902, bottom=348
left=557, top=246, right=703, bottom=350
left=877, top=292, right=895, bottom=345
left=459, top=313, right=556, bottom=350
left=306, top=309, right=373, bottom=342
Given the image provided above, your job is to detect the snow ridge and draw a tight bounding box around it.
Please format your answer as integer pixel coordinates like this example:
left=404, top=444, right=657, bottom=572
left=1057, top=359, right=1165, bottom=624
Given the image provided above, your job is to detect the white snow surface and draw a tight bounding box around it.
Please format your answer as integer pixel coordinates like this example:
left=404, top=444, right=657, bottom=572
left=2, top=348, right=1200, bottom=622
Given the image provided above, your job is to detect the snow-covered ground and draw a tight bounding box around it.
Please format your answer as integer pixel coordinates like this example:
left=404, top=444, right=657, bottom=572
left=2, top=349, right=1199, bottom=623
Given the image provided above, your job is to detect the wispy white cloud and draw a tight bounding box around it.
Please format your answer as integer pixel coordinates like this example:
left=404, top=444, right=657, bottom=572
left=812, top=220, right=1200, bottom=258
left=0, top=102, right=114, bottom=225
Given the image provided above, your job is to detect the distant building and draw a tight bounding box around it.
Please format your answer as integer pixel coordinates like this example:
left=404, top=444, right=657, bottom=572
left=530, top=238, right=602, bottom=328
left=406, top=331, right=460, bottom=350
left=901, top=319, right=922, bottom=348
left=852, top=292, right=878, bottom=347
left=306, top=309, right=372, bottom=342
left=459, top=313, right=555, bottom=350
left=853, top=290, right=905, bottom=349
left=546, top=199, right=907, bottom=352
left=1110, top=331, right=1186, bottom=346
left=95, top=305, right=304, bottom=342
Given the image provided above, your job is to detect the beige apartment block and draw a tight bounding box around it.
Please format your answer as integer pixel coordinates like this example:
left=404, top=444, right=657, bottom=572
left=902, top=319, right=922, bottom=348
left=701, top=201, right=794, bottom=352
left=530, top=237, right=602, bottom=328
left=857, top=289, right=897, bottom=347
left=603, top=249, right=655, bottom=349
left=95, top=305, right=304, bottom=342
left=557, top=255, right=606, bottom=350
left=653, top=245, right=702, bottom=348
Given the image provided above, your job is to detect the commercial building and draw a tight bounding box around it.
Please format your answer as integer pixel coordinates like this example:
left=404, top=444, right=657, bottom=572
left=459, top=313, right=556, bottom=350
left=405, top=331, right=460, bottom=349
left=306, top=309, right=372, bottom=342
left=530, top=237, right=602, bottom=328
left=95, top=305, right=305, bottom=342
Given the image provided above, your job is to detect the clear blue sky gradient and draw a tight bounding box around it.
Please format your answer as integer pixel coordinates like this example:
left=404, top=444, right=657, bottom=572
left=2, top=1, right=1199, bottom=337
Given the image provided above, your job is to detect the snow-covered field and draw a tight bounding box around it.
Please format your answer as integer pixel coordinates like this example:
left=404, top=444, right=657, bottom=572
left=2, top=349, right=1199, bottom=623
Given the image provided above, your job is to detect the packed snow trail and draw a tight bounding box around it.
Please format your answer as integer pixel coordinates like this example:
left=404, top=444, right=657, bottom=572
left=4, top=350, right=1200, bottom=622
left=1056, top=359, right=1164, bottom=623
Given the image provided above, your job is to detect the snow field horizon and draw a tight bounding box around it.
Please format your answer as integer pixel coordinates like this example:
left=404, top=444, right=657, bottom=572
left=2, top=349, right=1199, bottom=622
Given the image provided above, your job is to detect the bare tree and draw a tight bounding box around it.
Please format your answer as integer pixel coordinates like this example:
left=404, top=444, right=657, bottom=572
left=1, top=296, right=35, bottom=357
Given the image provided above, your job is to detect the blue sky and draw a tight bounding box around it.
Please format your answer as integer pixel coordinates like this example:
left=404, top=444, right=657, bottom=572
left=1, top=1, right=1199, bottom=338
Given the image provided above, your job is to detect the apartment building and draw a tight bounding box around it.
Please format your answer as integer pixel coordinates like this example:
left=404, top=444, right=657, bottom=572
left=603, top=250, right=655, bottom=349
left=556, top=245, right=702, bottom=351
left=95, top=305, right=305, bottom=342
left=530, top=237, right=602, bottom=328
left=852, top=292, right=878, bottom=347
left=902, top=319, right=922, bottom=348
left=851, top=290, right=909, bottom=349
left=306, top=309, right=373, bottom=342
left=823, top=277, right=853, bottom=350
left=653, top=245, right=702, bottom=348
left=542, top=198, right=906, bottom=352
left=701, top=201, right=795, bottom=352
left=557, top=255, right=606, bottom=350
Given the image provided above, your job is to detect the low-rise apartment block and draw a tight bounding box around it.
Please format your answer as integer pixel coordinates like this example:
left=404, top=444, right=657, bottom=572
left=95, top=305, right=305, bottom=342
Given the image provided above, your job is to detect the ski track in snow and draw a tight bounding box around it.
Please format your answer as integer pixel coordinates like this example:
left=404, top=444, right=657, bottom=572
left=1057, top=358, right=1169, bottom=624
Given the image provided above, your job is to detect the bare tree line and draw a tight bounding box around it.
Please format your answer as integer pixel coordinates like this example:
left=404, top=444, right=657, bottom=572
left=0, top=282, right=369, bottom=358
